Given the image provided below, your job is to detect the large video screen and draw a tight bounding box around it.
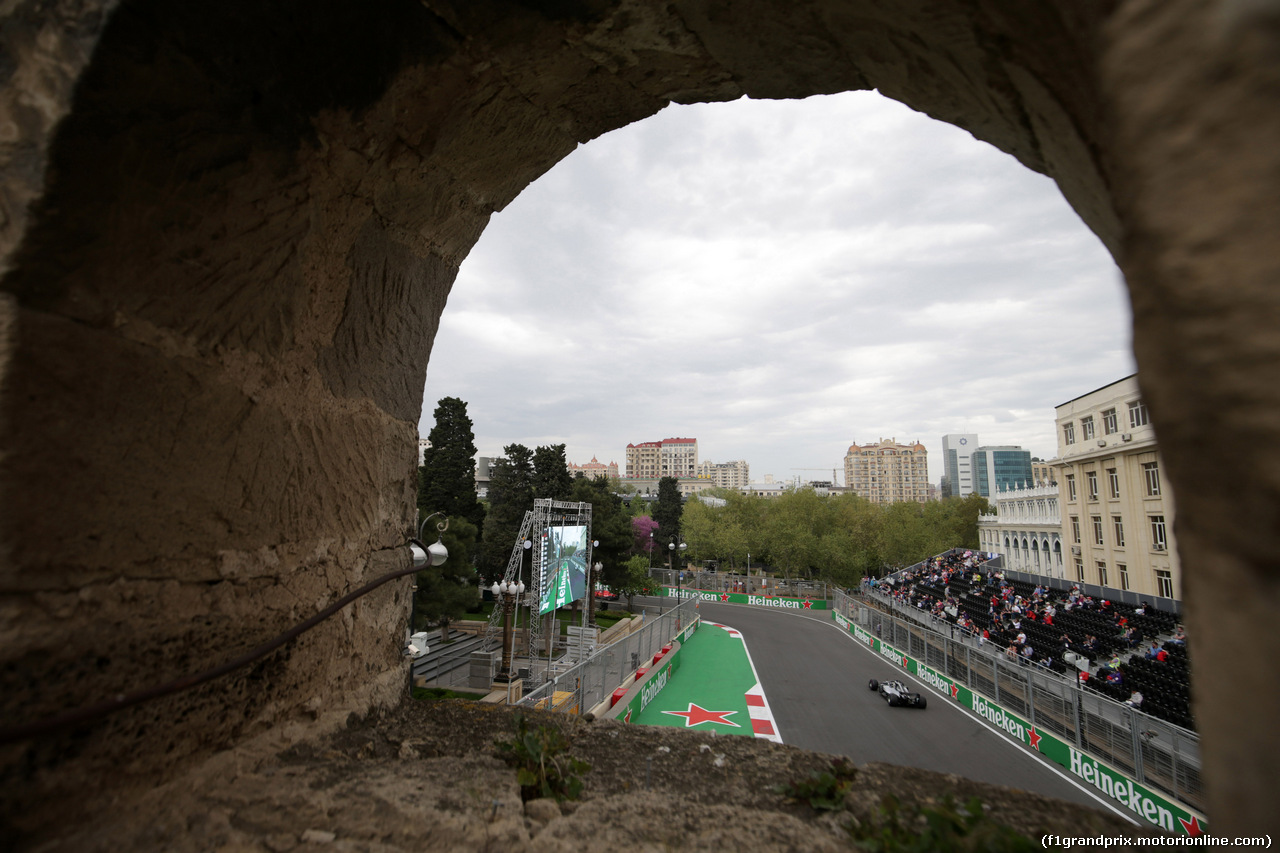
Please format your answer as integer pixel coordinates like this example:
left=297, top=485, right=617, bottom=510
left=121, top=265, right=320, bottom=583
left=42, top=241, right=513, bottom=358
left=540, top=524, right=589, bottom=615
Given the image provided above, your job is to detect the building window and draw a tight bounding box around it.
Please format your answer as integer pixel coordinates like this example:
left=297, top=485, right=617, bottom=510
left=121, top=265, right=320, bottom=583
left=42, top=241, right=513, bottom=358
left=1081, top=416, right=1095, bottom=440
left=1113, top=516, right=1125, bottom=547
left=1102, top=408, right=1118, bottom=435
left=1063, top=422, right=1076, bottom=445
left=1092, top=515, right=1104, bottom=545
left=1156, top=570, right=1173, bottom=599
left=1150, top=515, right=1168, bottom=551
left=1143, top=461, right=1161, bottom=497
left=1086, top=471, right=1099, bottom=501
left=1071, top=516, right=1081, bottom=543
left=1118, top=564, right=1130, bottom=591
left=1097, top=561, right=1108, bottom=587
left=1107, top=468, right=1120, bottom=499
left=1075, top=559, right=1085, bottom=582
left=1129, top=399, right=1150, bottom=428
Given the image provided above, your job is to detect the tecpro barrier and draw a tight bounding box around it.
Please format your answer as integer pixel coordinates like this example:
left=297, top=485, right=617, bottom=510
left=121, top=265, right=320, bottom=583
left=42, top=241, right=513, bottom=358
left=832, top=609, right=1207, bottom=836
left=661, top=587, right=829, bottom=610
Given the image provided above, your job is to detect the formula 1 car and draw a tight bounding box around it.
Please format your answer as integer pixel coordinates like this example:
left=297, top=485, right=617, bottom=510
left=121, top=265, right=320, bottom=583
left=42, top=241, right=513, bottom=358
left=867, top=678, right=928, bottom=709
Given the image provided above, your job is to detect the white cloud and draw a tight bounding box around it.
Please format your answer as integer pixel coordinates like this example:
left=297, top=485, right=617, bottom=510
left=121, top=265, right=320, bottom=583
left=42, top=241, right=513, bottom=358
left=421, top=91, right=1135, bottom=481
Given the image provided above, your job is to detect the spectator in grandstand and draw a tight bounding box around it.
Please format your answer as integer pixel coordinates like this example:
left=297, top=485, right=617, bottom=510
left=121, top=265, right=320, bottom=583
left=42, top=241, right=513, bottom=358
left=1135, top=602, right=1147, bottom=615
left=1083, top=635, right=1099, bottom=655
left=980, top=627, right=989, bottom=646
left=1146, top=641, right=1162, bottom=660
left=1155, top=646, right=1169, bottom=663
left=1170, top=625, right=1186, bottom=646
left=1006, top=643, right=1020, bottom=660
left=1021, top=644, right=1034, bottom=662
left=1106, top=669, right=1123, bottom=686
left=1127, top=690, right=1144, bottom=708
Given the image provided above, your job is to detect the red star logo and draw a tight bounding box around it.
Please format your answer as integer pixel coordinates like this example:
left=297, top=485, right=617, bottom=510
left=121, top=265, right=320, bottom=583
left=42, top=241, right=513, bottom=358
left=720, top=593, right=729, bottom=601
left=901, top=657, right=909, bottom=668
left=802, top=600, right=813, bottom=609
left=1028, top=726, right=1042, bottom=751
left=1179, top=815, right=1204, bottom=837
left=950, top=684, right=960, bottom=700
left=624, top=708, right=632, bottom=724
left=662, top=703, right=741, bottom=728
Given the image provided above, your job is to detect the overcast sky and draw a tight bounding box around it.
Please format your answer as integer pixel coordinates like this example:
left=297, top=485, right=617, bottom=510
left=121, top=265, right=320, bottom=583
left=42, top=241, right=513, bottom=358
left=419, top=90, right=1135, bottom=486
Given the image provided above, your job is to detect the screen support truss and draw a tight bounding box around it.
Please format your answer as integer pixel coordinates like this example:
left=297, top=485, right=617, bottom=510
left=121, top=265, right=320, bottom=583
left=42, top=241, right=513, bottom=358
left=482, top=499, right=593, bottom=687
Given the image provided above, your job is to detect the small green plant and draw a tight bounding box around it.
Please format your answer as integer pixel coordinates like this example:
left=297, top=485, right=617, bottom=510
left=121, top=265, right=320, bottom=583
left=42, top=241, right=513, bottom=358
left=495, top=711, right=591, bottom=802
left=776, top=758, right=858, bottom=811
left=849, top=794, right=1034, bottom=853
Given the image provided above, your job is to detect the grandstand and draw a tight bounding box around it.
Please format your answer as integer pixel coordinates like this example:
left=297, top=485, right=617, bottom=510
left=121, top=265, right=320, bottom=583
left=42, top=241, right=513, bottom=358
left=870, top=550, right=1193, bottom=732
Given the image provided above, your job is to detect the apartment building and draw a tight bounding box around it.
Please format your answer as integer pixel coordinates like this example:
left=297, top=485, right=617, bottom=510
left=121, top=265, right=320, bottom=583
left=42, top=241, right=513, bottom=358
left=696, top=459, right=750, bottom=490
left=843, top=437, right=930, bottom=505
left=625, top=437, right=699, bottom=479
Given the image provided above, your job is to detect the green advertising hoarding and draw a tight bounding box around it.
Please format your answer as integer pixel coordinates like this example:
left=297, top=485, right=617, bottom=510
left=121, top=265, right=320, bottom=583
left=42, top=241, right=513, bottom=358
left=661, top=586, right=829, bottom=610
left=831, top=611, right=1207, bottom=837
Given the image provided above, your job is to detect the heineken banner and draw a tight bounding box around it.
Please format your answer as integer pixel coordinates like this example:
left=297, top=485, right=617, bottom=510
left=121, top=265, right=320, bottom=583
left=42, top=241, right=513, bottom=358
left=831, top=611, right=1208, bottom=837
left=540, top=559, right=576, bottom=615
left=618, top=635, right=687, bottom=725
left=661, top=587, right=829, bottom=610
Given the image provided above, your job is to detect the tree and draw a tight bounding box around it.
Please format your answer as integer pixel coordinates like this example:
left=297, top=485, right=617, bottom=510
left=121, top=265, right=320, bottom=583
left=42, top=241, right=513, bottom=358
left=479, top=443, right=534, bottom=581
left=418, top=397, right=485, bottom=533
left=631, top=515, right=659, bottom=558
left=651, top=476, right=683, bottom=548
left=615, top=555, right=657, bottom=612
left=414, top=515, right=480, bottom=643
left=569, top=475, right=632, bottom=596
left=532, top=444, right=574, bottom=501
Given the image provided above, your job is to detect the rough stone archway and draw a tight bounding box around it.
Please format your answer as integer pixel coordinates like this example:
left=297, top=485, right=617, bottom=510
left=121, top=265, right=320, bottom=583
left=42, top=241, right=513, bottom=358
left=2, top=0, right=1278, bottom=836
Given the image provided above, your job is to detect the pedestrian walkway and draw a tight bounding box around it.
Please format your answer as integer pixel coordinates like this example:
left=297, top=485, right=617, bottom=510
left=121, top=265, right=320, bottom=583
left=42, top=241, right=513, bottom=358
left=633, top=621, right=782, bottom=742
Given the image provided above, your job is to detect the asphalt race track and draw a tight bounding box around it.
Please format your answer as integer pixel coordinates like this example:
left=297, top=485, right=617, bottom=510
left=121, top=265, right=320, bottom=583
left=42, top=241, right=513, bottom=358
left=642, top=596, right=1136, bottom=823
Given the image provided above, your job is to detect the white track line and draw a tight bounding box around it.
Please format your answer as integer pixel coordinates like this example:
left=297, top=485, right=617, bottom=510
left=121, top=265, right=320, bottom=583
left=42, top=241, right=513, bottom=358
left=703, top=621, right=783, bottom=743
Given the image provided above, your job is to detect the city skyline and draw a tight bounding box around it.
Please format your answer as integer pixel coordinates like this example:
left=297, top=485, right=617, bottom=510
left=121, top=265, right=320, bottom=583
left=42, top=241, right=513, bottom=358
left=420, top=91, right=1135, bottom=484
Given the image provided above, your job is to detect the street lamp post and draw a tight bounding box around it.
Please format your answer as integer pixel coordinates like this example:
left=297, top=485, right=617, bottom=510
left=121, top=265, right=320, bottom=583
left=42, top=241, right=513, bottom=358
left=669, top=536, right=688, bottom=598
left=490, top=578, right=525, bottom=683
left=589, top=561, right=603, bottom=628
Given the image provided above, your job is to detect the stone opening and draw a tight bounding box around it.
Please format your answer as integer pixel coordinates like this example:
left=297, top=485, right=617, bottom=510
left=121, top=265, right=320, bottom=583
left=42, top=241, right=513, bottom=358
left=2, top=0, right=1278, bottom=835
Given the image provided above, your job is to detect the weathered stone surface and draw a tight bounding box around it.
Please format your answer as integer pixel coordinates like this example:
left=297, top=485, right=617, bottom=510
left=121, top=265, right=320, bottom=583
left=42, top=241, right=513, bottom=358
left=0, top=0, right=1277, bottom=837
left=16, top=700, right=1149, bottom=851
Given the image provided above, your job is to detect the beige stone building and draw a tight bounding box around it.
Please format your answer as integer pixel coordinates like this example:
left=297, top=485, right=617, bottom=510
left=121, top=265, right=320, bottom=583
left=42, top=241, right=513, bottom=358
left=843, top=438, right=930, bottom=505
left=1054, top=375, right=1181, bottom=601
left=1031, top=458, right=1057, bottom=487
left=696, top=459, right=750, bottom=490
left=625, top=437, right=699, bottom=479
left=568, top=456, right=619, bottom=480
left=977, top=483, right=1066, bottom=579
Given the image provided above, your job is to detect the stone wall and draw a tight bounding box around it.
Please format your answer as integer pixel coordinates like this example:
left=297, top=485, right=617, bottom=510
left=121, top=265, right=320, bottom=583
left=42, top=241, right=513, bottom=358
left=1, top=0, right=1277, bottom=834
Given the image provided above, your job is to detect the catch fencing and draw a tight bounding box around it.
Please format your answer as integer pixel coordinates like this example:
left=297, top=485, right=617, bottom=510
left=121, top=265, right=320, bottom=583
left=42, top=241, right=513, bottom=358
left=832, top=588, right=1204, bottom=812
left=519, top=598, right=699, bottom=714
